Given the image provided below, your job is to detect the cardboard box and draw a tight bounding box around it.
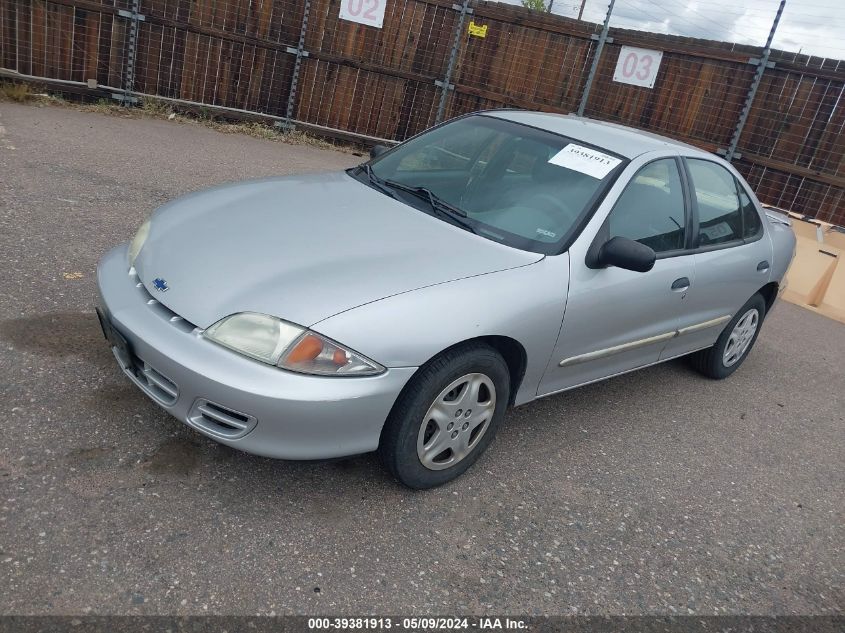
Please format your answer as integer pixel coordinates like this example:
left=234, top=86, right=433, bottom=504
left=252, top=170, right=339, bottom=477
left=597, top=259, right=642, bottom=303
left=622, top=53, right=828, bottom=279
left=775, top=208, right=844, bottom=324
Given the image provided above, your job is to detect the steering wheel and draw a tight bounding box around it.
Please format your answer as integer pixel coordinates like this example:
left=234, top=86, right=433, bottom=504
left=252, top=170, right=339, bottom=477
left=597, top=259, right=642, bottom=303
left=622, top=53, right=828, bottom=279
left=460, top=161, right=491, bottom=208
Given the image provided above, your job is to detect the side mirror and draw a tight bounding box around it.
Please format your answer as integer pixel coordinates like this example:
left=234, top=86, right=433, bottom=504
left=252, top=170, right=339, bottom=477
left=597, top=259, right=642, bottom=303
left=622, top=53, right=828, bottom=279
left=369, top=144, right=389, bottom=159
left=597, top=236, right=656, bottom=273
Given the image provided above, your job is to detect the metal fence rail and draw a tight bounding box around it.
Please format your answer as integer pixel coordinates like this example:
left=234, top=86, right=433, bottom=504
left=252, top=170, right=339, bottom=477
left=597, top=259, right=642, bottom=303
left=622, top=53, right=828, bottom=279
left=0, top=0, right=842, bottom=224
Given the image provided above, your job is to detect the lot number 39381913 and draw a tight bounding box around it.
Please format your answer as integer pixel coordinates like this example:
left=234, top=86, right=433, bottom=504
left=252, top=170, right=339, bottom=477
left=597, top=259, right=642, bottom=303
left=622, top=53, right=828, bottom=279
left=339, top=0, right=386, bottom=28
left=612, top=46, right=664, bottom=89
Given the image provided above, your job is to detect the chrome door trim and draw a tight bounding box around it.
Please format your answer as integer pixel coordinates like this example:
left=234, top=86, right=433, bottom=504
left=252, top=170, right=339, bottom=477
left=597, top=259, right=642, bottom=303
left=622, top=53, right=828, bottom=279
left=558, top=314, right=732, bottom=367
left=542, top=344, right=715, bottom=399
left=558, top=331, right=677, bottom=367
left=676, top=314, right=732, bottom=336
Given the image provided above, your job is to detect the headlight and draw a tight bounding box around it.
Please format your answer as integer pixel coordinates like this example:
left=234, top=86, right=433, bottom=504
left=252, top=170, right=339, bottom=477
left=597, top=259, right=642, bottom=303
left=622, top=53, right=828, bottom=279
left=127, top=218, right=151, bottom=267
left=204, top=313, right=384, bottom=376
left=204, top=312, right=304, bottom=365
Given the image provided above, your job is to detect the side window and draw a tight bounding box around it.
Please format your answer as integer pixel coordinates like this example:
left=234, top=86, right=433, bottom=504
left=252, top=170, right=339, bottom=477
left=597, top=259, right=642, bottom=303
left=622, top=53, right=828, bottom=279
left=607, top=158, right=686, bottom=254
left=737, top=181, right=763, bottom=239
left=687, top=159, right=742, bottom=245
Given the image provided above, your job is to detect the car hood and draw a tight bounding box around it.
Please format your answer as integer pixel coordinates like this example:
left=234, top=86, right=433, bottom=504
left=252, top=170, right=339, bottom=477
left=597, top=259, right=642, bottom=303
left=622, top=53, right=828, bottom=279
left=135, top=172, right=542, bottom=328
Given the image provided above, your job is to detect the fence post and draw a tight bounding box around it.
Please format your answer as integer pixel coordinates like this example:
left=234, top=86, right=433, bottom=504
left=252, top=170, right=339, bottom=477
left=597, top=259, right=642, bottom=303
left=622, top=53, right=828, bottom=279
left=115, top=0, right=144, bottom=105
left=721, top=0, right=786, bottom=162
left=277, top=0, right=312, bottom=132
left=576, top=0, right=615, bottom=117
left=435, top=0, right=472, bottom=124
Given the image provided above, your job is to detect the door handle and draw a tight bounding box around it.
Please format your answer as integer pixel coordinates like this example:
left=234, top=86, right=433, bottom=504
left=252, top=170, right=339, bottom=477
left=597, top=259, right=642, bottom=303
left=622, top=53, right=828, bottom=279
left=671, top=277, right=690, bottom=291
left=757, top=260, right=770, bottom=272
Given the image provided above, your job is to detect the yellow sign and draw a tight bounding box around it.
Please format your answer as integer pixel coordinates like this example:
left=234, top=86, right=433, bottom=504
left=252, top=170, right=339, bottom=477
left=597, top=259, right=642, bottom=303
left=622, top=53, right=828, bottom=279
left=467, top=21, right=487, bottom=38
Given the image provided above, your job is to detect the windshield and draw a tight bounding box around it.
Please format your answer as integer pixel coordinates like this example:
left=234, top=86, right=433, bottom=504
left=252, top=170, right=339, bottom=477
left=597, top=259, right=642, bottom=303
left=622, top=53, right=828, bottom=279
left=365, top=115, right=627, bottom=254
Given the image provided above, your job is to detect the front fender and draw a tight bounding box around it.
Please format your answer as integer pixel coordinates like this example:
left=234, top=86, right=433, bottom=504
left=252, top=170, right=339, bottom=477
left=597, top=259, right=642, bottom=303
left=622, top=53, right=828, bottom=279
left=313, top=255, right=571, bottom=406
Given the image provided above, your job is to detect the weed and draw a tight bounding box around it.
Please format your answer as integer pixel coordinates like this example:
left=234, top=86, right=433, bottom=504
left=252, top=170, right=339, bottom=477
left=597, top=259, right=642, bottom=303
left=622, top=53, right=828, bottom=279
left=0, top=82, right=34, bottom=102
left=3, top=80, right=357, bottom=153
left=140, top=97, right=173, bottom=117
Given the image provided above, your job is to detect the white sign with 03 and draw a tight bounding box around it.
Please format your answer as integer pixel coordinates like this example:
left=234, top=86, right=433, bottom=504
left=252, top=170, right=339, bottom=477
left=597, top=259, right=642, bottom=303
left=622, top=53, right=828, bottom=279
left=613, top=46, right=664, bottom=89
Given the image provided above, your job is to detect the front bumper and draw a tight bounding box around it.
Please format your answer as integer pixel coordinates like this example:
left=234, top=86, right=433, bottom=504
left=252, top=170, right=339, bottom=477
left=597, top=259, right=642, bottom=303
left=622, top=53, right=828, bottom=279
left=96, top=244, right=417, bottom=459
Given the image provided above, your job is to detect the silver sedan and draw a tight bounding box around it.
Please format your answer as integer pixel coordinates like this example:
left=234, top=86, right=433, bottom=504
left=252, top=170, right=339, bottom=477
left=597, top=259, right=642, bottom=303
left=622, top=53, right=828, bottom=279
left=96, top=111, right=796, bottom=488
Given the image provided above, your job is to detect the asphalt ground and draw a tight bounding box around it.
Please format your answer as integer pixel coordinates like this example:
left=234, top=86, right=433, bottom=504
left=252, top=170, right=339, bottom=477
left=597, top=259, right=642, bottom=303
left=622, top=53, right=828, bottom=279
left=0, top=101, right=842, bottom=616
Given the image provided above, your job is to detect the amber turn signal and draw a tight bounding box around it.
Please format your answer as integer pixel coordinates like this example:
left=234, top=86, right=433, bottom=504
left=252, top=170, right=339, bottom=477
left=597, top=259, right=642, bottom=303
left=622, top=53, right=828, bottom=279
left=286, top=334, right=323, bottom=363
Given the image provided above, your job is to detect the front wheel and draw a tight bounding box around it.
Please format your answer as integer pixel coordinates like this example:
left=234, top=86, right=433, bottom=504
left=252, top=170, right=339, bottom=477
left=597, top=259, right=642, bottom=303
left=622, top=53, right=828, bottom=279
left=689, top=293, right=766, bottom=379
left=379, top=343, right=510, bottom=489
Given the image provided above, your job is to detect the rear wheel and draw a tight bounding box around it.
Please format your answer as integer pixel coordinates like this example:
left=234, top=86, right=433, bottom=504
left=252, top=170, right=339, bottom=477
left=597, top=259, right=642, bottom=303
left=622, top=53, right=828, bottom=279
left=689, top=293, right=766, bottom=379
left=379, top=343, right=510, bottom=489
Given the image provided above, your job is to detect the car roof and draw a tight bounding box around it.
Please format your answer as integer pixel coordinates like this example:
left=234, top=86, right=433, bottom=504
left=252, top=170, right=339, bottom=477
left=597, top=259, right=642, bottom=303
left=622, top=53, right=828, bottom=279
left=483, top=110, right=711, bottom=160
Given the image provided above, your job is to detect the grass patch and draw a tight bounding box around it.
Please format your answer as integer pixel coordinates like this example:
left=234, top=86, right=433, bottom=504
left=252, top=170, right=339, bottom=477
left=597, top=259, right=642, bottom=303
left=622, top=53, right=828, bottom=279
left=140, top=96, right=173, bottom=117
left=205, top=120, right=340, bottom=150
left=0, top=81, right=35, bottom=102
left=78, top=98, right=124, bottom=114
left=1, top=81, right=359, bottom=153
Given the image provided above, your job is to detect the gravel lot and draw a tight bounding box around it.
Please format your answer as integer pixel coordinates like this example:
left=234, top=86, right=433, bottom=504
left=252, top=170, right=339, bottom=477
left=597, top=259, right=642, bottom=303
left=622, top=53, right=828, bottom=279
left=0, top=101, right=842, bottom=616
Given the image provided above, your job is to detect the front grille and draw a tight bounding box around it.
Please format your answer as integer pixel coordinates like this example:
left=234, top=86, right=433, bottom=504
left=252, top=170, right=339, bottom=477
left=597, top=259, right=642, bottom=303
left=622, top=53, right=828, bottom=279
left=187, top=399, right=258, bottom=439
left=130, top=269, right=197, bottom=333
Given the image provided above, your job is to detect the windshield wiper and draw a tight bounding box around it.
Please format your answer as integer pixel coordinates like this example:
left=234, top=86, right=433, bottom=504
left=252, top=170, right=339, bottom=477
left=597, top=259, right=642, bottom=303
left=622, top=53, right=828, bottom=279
left=358, top=163, right=398, bottom=199
left=382, top=180, right=477, bottom=233
left=355, top=165, right=476, bottom=234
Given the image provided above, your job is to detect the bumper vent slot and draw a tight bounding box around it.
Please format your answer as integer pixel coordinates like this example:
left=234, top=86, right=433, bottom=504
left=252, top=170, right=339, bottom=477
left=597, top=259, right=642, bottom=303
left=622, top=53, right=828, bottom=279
left=139, top=362, right=178, bottom=404
left=187, top=400, right=258, bottom=440
left=112, top=348, right=179, bottom=407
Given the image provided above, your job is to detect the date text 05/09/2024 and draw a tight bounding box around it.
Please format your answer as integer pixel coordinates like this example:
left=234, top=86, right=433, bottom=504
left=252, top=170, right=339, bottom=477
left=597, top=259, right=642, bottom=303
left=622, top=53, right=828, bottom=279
left=307, top=617, right=528, bottom=630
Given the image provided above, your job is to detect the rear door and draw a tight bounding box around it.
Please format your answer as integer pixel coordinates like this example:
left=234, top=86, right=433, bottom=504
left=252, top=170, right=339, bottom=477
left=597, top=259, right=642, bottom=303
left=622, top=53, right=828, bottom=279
left=538, top=156, right=696, bottom=396
left=662, top=158, right=772, bottom=358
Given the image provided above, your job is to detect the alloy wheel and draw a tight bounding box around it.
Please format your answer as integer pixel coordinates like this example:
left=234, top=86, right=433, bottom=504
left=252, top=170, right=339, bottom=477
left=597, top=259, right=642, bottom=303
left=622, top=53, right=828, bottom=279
left=416, top=373, right=496, bottom=471
left=723, top=308, right=759, bottom=367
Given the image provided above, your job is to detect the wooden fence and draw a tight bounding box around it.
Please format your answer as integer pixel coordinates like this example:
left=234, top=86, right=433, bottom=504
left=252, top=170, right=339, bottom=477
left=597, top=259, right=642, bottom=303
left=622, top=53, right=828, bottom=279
left=1, top=0, right=842, bottom=223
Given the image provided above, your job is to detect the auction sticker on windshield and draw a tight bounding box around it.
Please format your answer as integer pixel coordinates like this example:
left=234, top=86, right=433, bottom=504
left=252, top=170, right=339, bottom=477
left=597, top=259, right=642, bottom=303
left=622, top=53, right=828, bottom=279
left=548, top=144, right=622, bottom=179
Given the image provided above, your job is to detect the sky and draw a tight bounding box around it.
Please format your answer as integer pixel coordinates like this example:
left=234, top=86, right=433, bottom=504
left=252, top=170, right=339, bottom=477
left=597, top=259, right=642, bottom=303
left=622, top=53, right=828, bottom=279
left=497, top=0, right=845, bottom=62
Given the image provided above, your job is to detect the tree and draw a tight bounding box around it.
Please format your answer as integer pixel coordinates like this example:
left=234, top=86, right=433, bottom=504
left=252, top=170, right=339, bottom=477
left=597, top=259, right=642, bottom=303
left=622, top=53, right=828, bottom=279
left=521, top=0, right=547, bottom=10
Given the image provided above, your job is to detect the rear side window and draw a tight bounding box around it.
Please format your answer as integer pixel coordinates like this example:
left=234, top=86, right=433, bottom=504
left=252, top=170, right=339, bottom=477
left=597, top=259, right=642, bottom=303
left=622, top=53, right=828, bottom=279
left=738, top=183, right=763, bottom=239
left=607, top=158, right=686, bottom=254
left=687, top=159, right=742, bottom=246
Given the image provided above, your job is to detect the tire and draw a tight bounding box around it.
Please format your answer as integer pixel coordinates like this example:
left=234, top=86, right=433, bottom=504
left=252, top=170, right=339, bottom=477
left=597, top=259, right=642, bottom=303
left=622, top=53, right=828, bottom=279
left=379, top=342, right=510, bottom=489
left=689, top=293, right=766, bottom=379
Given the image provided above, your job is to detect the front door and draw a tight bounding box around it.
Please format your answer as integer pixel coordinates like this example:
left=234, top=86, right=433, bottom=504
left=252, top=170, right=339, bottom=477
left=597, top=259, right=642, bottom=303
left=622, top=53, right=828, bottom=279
left=539, top=157, right=695, bottom=396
